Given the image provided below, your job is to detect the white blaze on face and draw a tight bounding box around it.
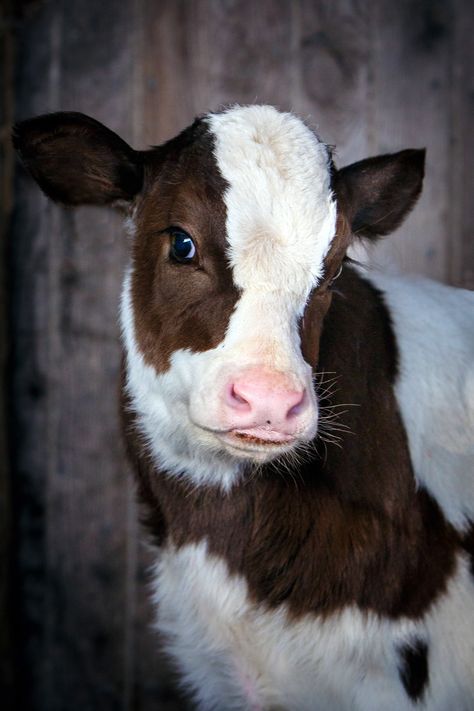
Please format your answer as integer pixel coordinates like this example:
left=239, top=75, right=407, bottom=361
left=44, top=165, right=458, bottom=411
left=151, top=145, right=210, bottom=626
left=122, top=106, right=337, bottom=489
left=190, top=107, right=337, bottom=429
left=204, top=105, right=336, bottom=373
left=207, top=105, right=336, bottom=298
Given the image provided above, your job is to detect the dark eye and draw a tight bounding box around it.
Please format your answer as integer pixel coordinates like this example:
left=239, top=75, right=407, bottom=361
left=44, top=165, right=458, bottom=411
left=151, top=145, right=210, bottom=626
left=168, top=229, right=197, bottom=263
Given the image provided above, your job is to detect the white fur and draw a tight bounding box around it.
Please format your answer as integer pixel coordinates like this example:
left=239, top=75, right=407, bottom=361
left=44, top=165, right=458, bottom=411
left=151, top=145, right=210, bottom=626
left=153, top=542, right=474, bottom=710
left=122, top=106, right=338, bottom=488
left=207, top=106, right=336, bottom=297
left=205, top=106, right=335, bottom=393
left=120, top=271, right=241, bottom=490
left=364, top=269, right=474, bottom=532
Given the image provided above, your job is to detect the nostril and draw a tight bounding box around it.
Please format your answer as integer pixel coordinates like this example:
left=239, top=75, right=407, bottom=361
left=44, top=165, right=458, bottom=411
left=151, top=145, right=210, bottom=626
left=287, top=389, right=307, bottom=419
left=227, top=383, right=252, bottom=411
left=231, top=385, right=247, bottom=405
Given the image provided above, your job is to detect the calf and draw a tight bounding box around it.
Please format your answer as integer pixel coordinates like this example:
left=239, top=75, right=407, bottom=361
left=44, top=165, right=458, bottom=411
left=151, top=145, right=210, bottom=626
left=14, top=105, right=474, bottom=710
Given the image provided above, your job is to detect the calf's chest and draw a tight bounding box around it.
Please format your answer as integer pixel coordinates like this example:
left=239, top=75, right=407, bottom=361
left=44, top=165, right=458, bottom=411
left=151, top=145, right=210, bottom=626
left=152, top=542, right=449, bottom=711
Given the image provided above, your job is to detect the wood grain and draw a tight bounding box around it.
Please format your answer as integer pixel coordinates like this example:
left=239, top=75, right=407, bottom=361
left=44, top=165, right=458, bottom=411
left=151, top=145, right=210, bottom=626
left=9, top=1, right=473, bottom=709
left=449, top=0, right=474, bottom=288
left=0, top=0, right=15, bottom=707
left=11, top=0, right=135, bottom=708
left=297, top=0, right=373, bottom=165
left=367, top=0, right=452, bottom=280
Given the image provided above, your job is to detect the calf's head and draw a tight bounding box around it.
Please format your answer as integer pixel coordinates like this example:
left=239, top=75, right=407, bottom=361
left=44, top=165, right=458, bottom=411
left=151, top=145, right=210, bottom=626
left=14, top=105, right=424, bottom=488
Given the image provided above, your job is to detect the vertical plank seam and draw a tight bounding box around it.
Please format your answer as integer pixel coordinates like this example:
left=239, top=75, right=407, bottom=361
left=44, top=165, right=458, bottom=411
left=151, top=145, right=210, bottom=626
left=289, top=0, right=303, bottom=116
left=44, top=4, right=63, bottom=708
left=447, top=0, right=462, bottom=287
left=366, top=0, right=377, bottom=157
left=0, top=0, right=15, bottom=704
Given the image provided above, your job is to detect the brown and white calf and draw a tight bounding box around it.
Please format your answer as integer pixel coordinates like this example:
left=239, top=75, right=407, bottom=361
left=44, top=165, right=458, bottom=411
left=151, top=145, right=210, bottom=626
left=14, top=105, right=474, bottom=710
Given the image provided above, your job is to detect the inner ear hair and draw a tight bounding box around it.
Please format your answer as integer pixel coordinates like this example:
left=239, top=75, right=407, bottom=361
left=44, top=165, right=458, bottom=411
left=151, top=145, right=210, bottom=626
left=12, top=111, right=144, bottom=206
left=335, top=149, right=426, bottom=240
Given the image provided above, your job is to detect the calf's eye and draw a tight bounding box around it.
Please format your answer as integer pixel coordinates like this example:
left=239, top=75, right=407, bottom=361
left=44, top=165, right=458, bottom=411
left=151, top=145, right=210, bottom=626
left=169, top=229, right=196, bottom=263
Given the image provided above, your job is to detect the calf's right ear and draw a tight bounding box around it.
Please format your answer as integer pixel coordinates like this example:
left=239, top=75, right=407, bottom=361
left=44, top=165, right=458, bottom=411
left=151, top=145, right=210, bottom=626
left=12, top=112, right=143, bottom=206
left=334, top=149, right=425, bottom=239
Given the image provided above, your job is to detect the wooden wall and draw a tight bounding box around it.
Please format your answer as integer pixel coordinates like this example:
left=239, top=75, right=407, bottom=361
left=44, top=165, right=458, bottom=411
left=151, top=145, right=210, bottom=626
left=1, top=0, right=15, bottom=705
left=6, top=1, right=473, bottom=709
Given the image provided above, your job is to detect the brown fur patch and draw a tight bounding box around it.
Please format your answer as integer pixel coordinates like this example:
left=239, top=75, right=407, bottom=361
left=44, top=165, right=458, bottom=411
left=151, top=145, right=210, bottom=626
left=130, top=121, right=239, bottom=372
left=398, top=638, right=429, bottom=702
left=300, top=211, right=352, bottom=368
left=123, top=265, right=460, bottom=619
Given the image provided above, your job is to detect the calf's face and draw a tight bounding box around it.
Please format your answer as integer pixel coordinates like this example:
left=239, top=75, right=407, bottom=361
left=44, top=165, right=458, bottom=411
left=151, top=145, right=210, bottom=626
left=14, top=105, right=424, bottom=488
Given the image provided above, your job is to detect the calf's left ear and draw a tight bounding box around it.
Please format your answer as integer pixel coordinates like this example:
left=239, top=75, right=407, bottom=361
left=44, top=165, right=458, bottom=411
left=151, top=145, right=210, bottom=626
left=335, top=149, right=425, bottom=239
left=12, top=112, right=143, bottom=206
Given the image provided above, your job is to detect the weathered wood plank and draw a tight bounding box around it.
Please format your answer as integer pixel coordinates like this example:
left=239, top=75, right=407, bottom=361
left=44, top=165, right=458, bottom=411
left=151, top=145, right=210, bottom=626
left=11, top=5, right=64, bottom=706
left=367, top=0, right=453, bottom=281
left=449, top=0, right=474, bottom=288
left=138, top=0, right=295, bottom=145
left=12, top=0, right=137, bottom=708
left=0, top=0, right=15, bottom=707
left=297, top=0, right=373, bottom=165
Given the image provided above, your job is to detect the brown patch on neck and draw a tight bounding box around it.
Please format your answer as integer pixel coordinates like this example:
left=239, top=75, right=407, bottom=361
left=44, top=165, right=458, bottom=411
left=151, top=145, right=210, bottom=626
left=300, top=211, right=351, bottom=368
left=123, top=265, right=460, bottom=620
left=130, top=121, right=239, bottom=373
left=300, top=290, right=332, bottom=368
left=322, top=211, right=352, bottom=283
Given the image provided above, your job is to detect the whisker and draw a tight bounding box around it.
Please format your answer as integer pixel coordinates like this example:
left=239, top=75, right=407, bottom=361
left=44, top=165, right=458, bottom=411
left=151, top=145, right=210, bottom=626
left=312, top=368, right=359, bottom=456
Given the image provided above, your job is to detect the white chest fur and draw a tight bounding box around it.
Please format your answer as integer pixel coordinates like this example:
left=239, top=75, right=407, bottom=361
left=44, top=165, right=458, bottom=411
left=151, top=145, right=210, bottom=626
left=151, top=542, right=474, bottom=711
left=364, top=270, right=474, bottom=532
